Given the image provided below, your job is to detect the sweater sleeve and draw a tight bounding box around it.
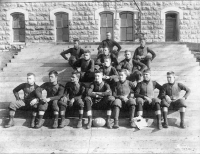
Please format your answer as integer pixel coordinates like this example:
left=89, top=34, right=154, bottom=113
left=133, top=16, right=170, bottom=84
left=87, top=83, right=96, bottom=98
left=113, top=40, right=122, bottom=52
left=134, top=82, right=145, bottom=98
left=96, top=83, right=112, bottom=96
left=87, top=59, right=94, bottom=73
left=35, top=83, right=47, bottom=99
left=153, top=81, right=162, bottom=98
left=147, top=47, right=156, bottom=60
left=109, top=67, right=119, bottom=79
left=49, top=85, right=64, bottom=100
left=178, top=83, right=191, bottom=99
left=95, top=55, right=103, bottom=66
left=13, top=83, right=26, bottom=100
left=133, top=48, right=138, bottom=59
left=63, top=82, right=70, bottom=97
left=160, top=84, right=167, bottom=99
left=116, top=61, right=123, bottom=71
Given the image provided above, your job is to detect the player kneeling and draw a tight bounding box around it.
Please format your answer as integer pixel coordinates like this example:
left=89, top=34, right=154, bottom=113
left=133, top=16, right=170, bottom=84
left=84, top=71, right=115, bottom=129
left=60, top=71, right=86, bottom=128
left=111, top=69, right=137, bottom=129
left=160, top=71, right=191, bottom=129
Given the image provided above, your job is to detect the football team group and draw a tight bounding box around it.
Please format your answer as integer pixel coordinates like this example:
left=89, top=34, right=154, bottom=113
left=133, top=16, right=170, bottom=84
left=4, top=32, right=191, bottom=130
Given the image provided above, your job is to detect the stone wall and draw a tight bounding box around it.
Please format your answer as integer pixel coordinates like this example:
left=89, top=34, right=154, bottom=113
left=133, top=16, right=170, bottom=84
left=141, top=1, right=200, bottom=42
left=0, top=0, right=200, bottom=50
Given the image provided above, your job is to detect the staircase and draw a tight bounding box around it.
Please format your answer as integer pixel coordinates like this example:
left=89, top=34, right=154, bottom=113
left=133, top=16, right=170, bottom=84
left=0, top=43, right=200, bottom=153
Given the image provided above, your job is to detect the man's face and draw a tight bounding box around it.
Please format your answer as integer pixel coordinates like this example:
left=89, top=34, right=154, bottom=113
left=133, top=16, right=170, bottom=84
left=84, top=53, right=90, bottom=60
left=71, top=74, right=79, bottom=83
left=125, top=52, right=131, bottom=59
left=104, top=59, right=111, bottom=67
left=49, top=74, right=57, bottom=83
left=95, top=73, right=103, bottom=83
left=74, top=41, right=79, bottom=49
left=27, top=75, right=35, bottom=85
left=103, top=48, right=109, bottom=56
left=106, top=33, right=111, bottom=39
left=143, top=72, right=151, bottom=81
left=140, top=40, right=146, bottom=47
left=119, top=72, right=127, bottom=82
left=167, top=74, right=175, bottom=84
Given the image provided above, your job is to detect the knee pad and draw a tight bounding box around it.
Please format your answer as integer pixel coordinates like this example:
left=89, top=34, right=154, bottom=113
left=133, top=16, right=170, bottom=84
left=75, top=98, right=84, bottom=108
left=112, top=99, right=122, bottom=108
left=127, top=98, right=136, bottom=106
left=136, top=97, right=144, bottom=105
left=38, top=103, right=48, bottom=111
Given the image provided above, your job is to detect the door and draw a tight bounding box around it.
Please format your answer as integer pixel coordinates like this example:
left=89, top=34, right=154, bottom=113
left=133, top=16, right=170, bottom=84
left=165, top=13, right=177, bottom=41
left=100, top=12, right=113, bottom=41
left=55, top=12, right=69, bottom=42
left=12, top=13, right=25, bottom=42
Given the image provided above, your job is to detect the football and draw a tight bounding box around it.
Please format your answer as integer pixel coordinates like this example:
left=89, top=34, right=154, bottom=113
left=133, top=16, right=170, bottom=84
left=92, top=117, right=106, bottom=127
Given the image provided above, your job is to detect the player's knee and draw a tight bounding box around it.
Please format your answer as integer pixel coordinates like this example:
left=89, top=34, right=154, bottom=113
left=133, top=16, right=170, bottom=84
left=9, top=102, right=17, bottom=111
left=38, top=103, right=48, bottom=111
left=127, top=98, right=136, bottom=106
left=108, top=96, right=115, bottom=103
left=136, top=97, right=143, bottom=105
left=178, top=99, right=187, bottom=108
left=152, top=98, right=161, bottom=104
left=75, top=98, right=84, bottom=108
left=112, top=99, right=122, bottom=108
left=52, top=100, right=59, bottom=111
left=160, top=99, right=170, bottom=108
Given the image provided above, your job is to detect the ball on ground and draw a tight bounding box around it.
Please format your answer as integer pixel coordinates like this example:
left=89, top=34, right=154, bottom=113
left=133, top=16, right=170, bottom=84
left=92, top=117, right=106, bottom=127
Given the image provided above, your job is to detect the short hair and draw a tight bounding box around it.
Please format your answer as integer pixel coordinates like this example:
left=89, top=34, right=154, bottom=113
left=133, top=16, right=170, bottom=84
left=143, top=69, right=151, bottom=74
left=94, top=70, right=103, bottom=75
left=104, top=56, right=111, bottom=62
left=27, top=73, right=35, bottom=77
left=49, top=70, right=58, bottom=76
left=125, top=50, right=131, bottom=54
left=167, top=71, right=175, bottom=76
left=73, top=38, right=79, bottom=42
left=118, top=69, right=128, bottom=76
left=72, top=71, right=81, bottom=79
left=84, top=50, right=91, bottom=54
left=139, top=37, right=146, bottom=41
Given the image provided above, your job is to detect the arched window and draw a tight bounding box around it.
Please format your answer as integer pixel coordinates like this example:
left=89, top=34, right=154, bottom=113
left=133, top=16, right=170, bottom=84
left=12, top=13, right=25, bottom=42
left=55, top=12, right=69, bottom=42
left=100, top=12, right=113, bottom=41
left=120, top=12, right=134, bottom=41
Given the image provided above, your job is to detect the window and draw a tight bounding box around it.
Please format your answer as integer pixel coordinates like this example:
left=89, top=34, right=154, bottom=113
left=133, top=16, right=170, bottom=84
left=12, top=13, right=25, bottom=42
left=55, top=12, right=69, bottom=42
left=120, top=12, right=134, bottom=41
left=100, top=12, right=113, bottom=41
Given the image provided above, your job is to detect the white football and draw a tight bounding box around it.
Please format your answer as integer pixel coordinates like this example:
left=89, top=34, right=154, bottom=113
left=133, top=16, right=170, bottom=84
left=92, top=117, right=106, bottom=127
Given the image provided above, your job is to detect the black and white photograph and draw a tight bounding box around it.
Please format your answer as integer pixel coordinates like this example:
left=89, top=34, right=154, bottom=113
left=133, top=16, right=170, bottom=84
left=0, top=0, right=200, bottom=153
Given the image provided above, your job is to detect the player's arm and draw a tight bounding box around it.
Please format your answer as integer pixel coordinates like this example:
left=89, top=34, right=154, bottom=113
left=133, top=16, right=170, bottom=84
left=60, top=49, right=71, bottom=60
left=147, top=47, right=156, bottom=60
left=87, top=83, right=96, bottom=98
left=35, top=83, right=48, bottom=100
left=87, top=59, right=95, bottom=73
left=95, top=83, right=112, bottom=96
left=13, top=83, right=26, bottom=100
left=153, top=81, right=162, bottom=98
left=109, top=67, right=119, bottom=79
left=178, top=83, right=191, bottom=99
left=134, top=82, right=145, bottom=98
left=113, top=41, right=121, bottom=52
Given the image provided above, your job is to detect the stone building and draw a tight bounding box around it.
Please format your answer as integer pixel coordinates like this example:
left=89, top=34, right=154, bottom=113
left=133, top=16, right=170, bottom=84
left=0, top=0, right=200, bottom=50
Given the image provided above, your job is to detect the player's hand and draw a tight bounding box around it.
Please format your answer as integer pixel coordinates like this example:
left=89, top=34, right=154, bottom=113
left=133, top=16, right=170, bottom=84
left=69, top=98, right=75, bottom=107
left=144, top=96, right=152, bottom=104
left=16, top=97, right=21, bottom=101
left=30, top=98, right=38, bottom=106
left=92, top=92, right=96, bottom=95
left=61, top=96, right=68, bottom=103
left=136, top=55, right=141, bottom=60
left=105, top=76, right=110, bottom=79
